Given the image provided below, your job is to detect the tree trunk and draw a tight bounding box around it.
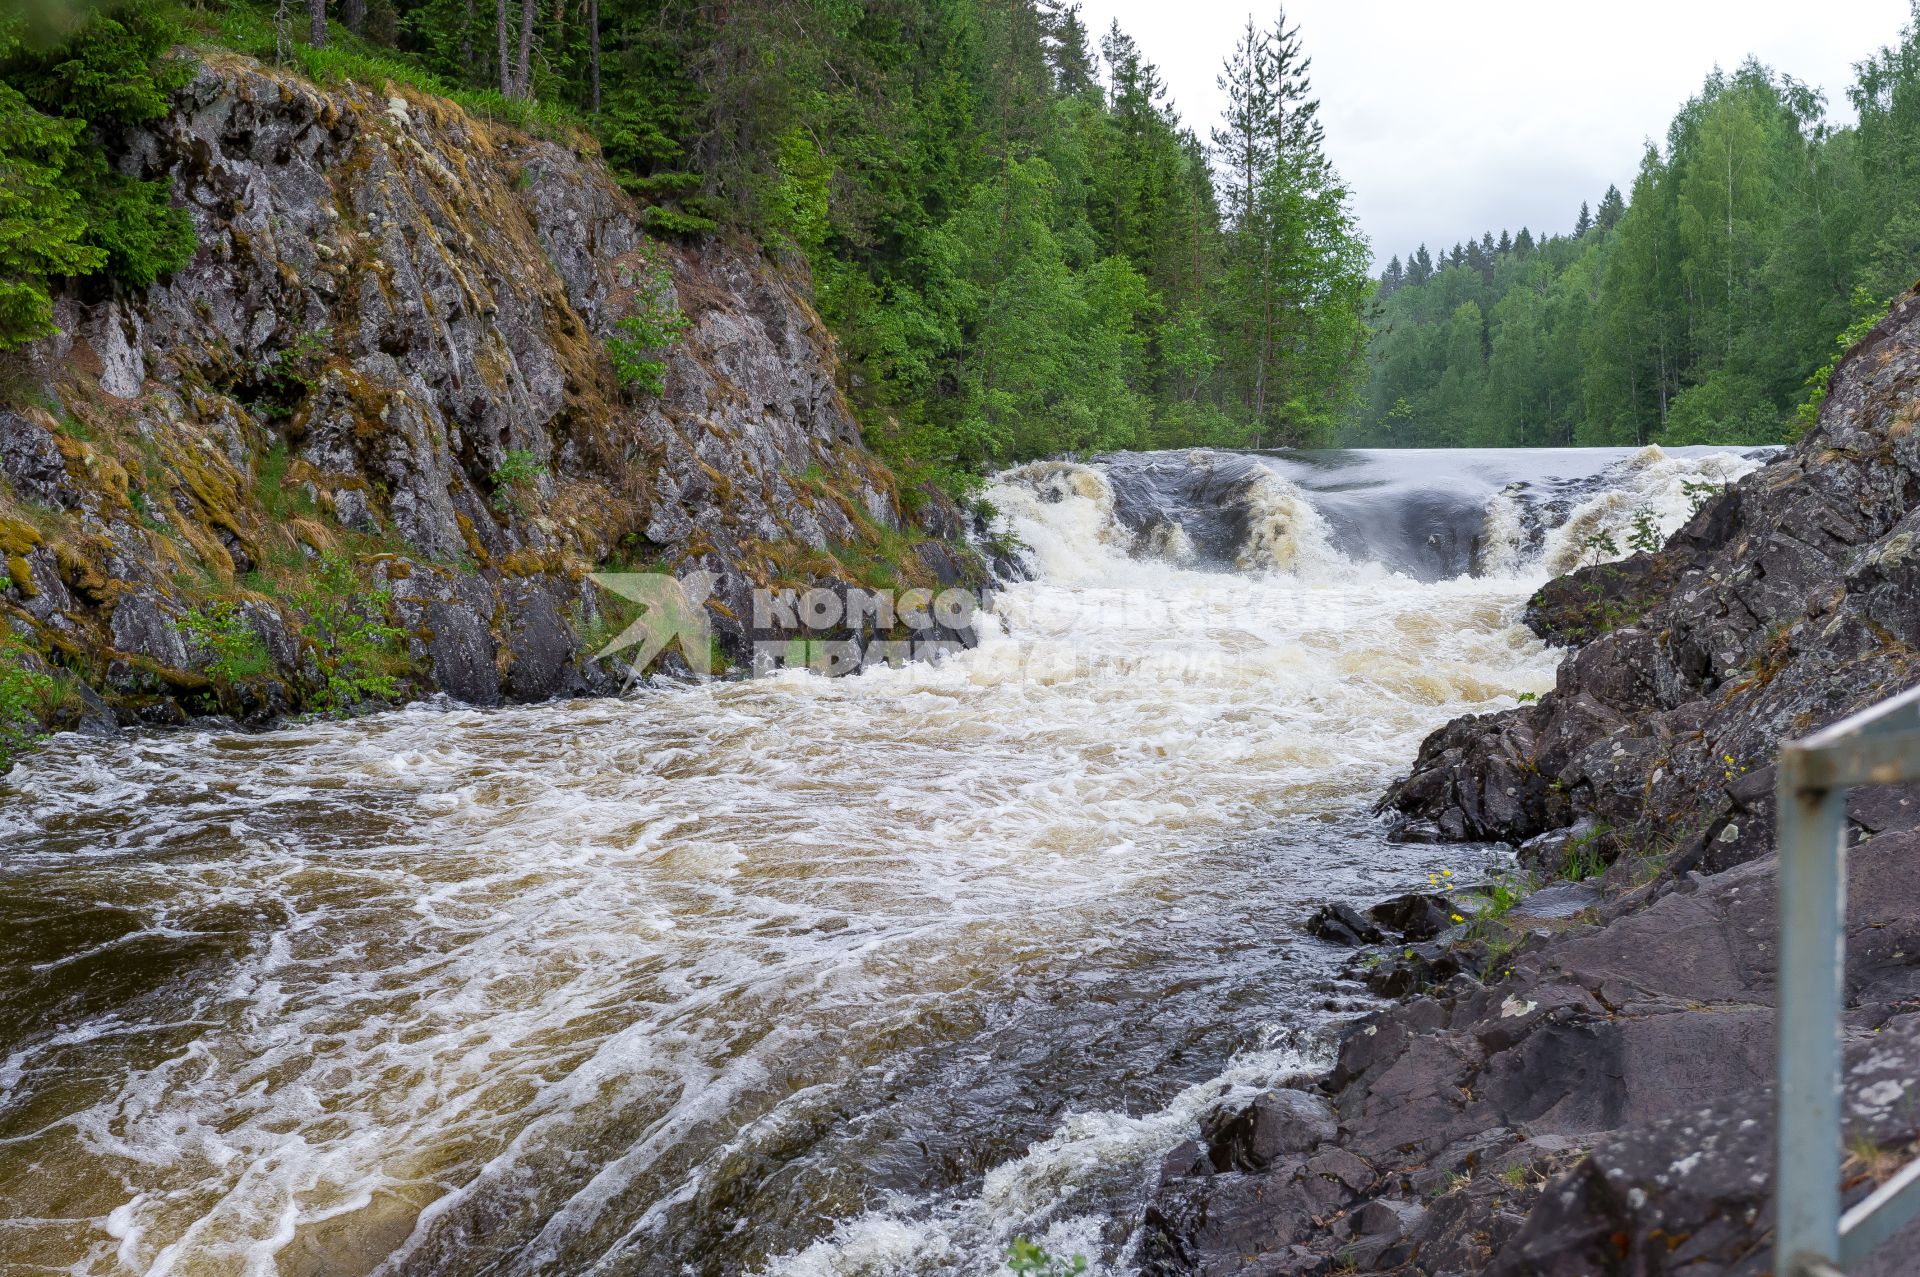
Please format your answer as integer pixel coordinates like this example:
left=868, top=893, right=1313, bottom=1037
left=308, top=0, right=327, bottom=47
left=460, top=0, right=474, bottom=81
left=588, top=0, right=601, bottom=113
left=513, top=0, right=537, bottom=99
left=341, top=0, right=364, bottom=34
left=496, top=0, right=511, bottom=96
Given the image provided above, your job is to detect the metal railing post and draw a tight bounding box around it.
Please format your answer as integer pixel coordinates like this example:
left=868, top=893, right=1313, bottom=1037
left=1776, top=751, right=1849, bottom=1277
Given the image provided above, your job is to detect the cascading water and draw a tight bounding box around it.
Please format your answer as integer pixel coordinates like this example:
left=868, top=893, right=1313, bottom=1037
left=0, top=444, right=1765, bottom=1277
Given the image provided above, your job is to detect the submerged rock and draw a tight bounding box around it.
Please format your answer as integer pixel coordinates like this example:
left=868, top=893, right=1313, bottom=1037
left=1306, top=902, right=1386, bottom=946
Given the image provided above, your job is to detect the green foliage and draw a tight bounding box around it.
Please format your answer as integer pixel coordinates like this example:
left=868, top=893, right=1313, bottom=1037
left=1560, top=827, right=1612, bottom=882
left=1680, top=478, right=1723, bottom=516
left=180, top=601, right=274, bottom=682
left=1626, top=508, right=1662, bottom=555
left=1790, top=288, right=1892, bottom=440
left=606, top=257, right=690, bottom=395
left=294, top=554, right=407, bottom=710
left=489, top=448, right=548, bottom=512
left=1006, top=1238, right=1088, bottom=1277
left=1349, top=29, right=1920, bottom=449
left=0, top=635, right=57, bottom=772
left=0, top=1, right=195, bottom=350
left=245, top=328, right=332, bottom=419
left=1579, top=529, right=1620, bottom=567
left=0, top=84, right=104, bottom=347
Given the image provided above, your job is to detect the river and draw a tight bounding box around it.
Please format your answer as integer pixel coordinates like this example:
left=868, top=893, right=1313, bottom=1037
left=0, top=445, right=1761, bottom=1276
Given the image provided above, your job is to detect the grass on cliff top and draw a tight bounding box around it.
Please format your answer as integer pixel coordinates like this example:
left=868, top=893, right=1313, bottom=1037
left=190, top=3, right=592, bottom=146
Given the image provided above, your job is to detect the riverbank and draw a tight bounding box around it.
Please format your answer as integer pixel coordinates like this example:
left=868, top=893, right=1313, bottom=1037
left=0, top=54, right=984, bottom=772
left=1142, top=288, right=1920, bottom=1274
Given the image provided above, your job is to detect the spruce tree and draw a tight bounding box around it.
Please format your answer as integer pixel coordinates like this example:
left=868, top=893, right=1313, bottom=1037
left=1597, top=183, right=1626, bottom=231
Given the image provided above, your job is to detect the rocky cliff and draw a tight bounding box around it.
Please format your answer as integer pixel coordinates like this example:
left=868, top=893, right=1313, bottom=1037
left=1142, top=287, right=1920, bottom=1274
left=0, top=53, right=982, bottom=754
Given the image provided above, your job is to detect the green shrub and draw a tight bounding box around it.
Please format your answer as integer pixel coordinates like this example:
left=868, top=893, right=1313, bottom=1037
left=489, top=448, right=547, bottom=512
left=180, top=601, right=274, bottom=682
left=295, top=555, right=407, bottom=710
left=1006, top=1239, right=1087, bottom=1277
left=0, top=638, right=57, bottom=772
left=1625, top=507, right=1661, bottom=555
left=606, top=257, right=690, bottom=395
left=0, top=3, right=196, bottom=349
left=1789, top=287, right=1892, bottom=442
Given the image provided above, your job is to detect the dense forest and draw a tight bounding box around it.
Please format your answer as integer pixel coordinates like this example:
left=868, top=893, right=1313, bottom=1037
left=1351, top=16, right=1920, bottom=449
left=0, top=0, right=1374, bottom=488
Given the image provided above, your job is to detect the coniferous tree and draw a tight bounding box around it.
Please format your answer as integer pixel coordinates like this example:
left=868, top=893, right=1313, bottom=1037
left=1575, top=200, right=1593, bottom=235
left=1597, top=183, right=1625, bottom=230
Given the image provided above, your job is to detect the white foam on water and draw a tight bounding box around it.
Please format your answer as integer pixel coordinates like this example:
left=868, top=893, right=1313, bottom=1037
left=1536, top=445, right=1765, bottom=576
left=1477, top=484, right=1531, bottom=578
left=0, top=453, right=1581, bottom=1276
left=1231, top=469, right=1343, bottom=577
left=758, top=1042, right=1320, bottom=1277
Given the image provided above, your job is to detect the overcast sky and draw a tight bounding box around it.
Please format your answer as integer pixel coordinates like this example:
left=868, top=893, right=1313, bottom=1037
left=1073, top=0, right=1915, bottom=266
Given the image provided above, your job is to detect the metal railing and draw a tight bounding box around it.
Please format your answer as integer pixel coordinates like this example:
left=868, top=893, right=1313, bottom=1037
left=1777, top=683, right=1920, bottom=1277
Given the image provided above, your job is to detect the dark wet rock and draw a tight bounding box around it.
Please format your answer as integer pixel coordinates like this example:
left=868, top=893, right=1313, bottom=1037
left=1369, top=891, right=1456, bottom=941
left=1306, top=902, right=1385, bottom=947
left=1200, top=1088, right=1339, bottom=1172
left=1504, top=881, right=1600, bottom=923
left=1358, top=940, right=1484, bottom=999
left=1384, top=290, right=1920, bottom=856
left=1151, top=292, right=1920, bottom=1273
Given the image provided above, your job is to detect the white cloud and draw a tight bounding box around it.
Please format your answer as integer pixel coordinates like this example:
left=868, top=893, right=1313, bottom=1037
left=1071, top=0, right=1913, bottom=264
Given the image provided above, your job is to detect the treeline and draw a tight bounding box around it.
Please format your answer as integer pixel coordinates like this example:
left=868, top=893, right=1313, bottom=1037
left=1349, top=15, right=1920, bottom=449
left=1, top=0, right=1375, bottom=483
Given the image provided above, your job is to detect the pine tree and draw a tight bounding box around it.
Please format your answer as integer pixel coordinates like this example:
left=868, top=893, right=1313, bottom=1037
left=1041, top=1, right=1097, bottom=96
left=1575, top=200, right=1593, bottom=235
left=1596, top=183, right=1626, bottom=231
left=1211, top=17, right=1273, bottom=233
left=1497, top=228, right=1512, bottom=254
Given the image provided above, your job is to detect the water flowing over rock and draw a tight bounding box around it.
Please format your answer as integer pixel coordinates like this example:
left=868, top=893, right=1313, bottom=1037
left=1144, top=290, right=1920, bottom=1274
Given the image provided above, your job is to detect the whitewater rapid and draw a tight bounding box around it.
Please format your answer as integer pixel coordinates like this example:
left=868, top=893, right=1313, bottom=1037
left=0, top=445, right=1762, bottom=1276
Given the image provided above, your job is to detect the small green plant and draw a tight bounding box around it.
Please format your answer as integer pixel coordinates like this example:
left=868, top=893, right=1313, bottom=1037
left=295, top=555, right=407, bottom=710
left=606, top=258, right=691, bottom=395
left=0, top=638, right=57, bottom=772
left=1006, top=1238, right=1088, bottom=1277
left=245, top=328, right=332, bottom=418
left=1626, top=507, right=1661, bottom=555
left=490, top=449, right=548, bottom=513
left=180, top=601, right=274, bottom=682
left=1680, top=478, right=1724, bottom=517
left=255, top=443, right=319, bottom=519
left=1579, top=528, right=1619, bottom=568
left=1514, top=690, right=1538, bottom=704
left=1479, top=875, right=1524, bottom=922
